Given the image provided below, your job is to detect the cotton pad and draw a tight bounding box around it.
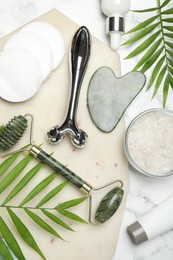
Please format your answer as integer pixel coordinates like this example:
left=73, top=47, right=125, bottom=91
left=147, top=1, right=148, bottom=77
left=0, top=48, right=42, bottom=102
left=21, top=21, right=65, bottom=70
left=4, top=31, right=53, bottom=81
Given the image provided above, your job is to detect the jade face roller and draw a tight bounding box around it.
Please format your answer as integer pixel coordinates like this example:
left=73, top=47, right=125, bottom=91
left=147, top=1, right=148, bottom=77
left=0, top=114, right=124, bottom=225
left=47, top=26, right=91, bottom=148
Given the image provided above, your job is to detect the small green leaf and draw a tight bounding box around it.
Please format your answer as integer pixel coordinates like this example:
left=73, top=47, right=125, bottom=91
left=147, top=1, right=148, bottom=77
left=0, top=236, right=13, bottom=260
left=123, top=23, right=160, bottom=46
left=168, top=58, right=173, bottom=67
left=0, top=152, right=20, bottom=177
left=141, top=46, right=164, bottom=73
left=161, top=8, right=173, bottom=14
left=125, top=15, right=159, bottom=34
left=42, top=209, right=74, bottom=231
left=25, top=209, right=63, bottom=240
left=164, top=32, right=173, bottom=38
left=133, top=38, right=162, bottom=70
left=0, top=217, right=25, bottom=260
left=2, top=161, right=44, bottom=205
left=0, top=154, right=32, bottom=194
left=55, top=197, right=87, bottom=210
left=161, top=0, right=172, bottom=8
left=152, top=65, right=167, bottom=98
left=162, top=18, right=173, bottom=23
left=163, top=74, right=170, bottom=107
left=163, top=26, right=173, bottom=32
left=7, top=208, right=45, bottom=260
left=167, top=49, right=173, bottom=58
left=147, top=56, right=165, bottom=89
left=20, top=173, right=56, bottom=206
left=36, top=180, right=68, bottom=208
left=132, top=7, right=159, bottom=13
left=58, top=209, right=87, bottom=224
left=169, top=73, right=173, bottom=88
left=125, top=30, right=161, bottom=59
left=165, top=41, right=173, bottom=49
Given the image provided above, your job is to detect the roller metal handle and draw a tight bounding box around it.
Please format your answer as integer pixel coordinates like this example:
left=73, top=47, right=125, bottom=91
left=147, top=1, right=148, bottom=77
left=67, top=26, right=91, bottom=121
left=30, top=146, right=92, bottom=193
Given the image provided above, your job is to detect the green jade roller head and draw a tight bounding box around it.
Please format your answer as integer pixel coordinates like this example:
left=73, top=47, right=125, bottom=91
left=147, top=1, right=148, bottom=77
left=0, top=114, right=124, bottom=225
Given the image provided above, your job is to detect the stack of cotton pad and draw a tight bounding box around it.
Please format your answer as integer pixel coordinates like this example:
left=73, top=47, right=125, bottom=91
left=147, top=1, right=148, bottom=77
left=0, top=22, right=65, bottom=102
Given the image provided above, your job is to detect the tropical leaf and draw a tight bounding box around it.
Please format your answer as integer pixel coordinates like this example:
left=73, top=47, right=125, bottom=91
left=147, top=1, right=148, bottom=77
left=0, top=152, right=87, bottom=259
left=123, top=0, right=173, bottom=107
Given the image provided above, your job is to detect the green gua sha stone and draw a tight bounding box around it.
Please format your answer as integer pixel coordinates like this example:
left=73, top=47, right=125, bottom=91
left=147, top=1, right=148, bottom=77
left=95, top=187, right=124, bottom=223
left=87, top=67, right=146, bottom=132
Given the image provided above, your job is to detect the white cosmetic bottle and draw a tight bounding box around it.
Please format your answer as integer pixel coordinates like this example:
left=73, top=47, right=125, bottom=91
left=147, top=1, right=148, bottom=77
left=101, top=0, right=131, bottom=51
left=127, top=194, right=173, bottom=245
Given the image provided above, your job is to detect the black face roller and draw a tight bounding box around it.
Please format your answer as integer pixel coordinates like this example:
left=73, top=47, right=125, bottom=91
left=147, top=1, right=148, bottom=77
left=0, top=114, right=124, bottom=225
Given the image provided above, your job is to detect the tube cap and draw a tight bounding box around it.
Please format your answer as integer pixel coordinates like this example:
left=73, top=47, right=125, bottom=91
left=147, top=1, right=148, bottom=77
left=127, top=221, right=148, bottom=245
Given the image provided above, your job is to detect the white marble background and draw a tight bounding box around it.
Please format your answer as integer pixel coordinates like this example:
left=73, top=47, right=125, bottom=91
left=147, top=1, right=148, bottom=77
left=0, top=0, right=173, bottom=260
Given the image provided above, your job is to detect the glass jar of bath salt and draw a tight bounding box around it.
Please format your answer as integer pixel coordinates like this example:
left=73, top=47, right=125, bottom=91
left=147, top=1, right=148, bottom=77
left=124, top=108, right=173, bottom=177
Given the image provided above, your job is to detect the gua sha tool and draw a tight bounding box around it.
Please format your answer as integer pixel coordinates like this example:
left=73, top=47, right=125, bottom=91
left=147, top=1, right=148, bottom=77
left=87, top=67, right=146, bottom=132
left=0, top=114, right=124, bottom=225
left=47, top=26, right=91, bottom=148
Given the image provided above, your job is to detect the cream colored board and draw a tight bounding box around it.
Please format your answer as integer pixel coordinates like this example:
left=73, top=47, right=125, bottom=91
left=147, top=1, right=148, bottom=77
left=0, top=9, right=129, bottom=260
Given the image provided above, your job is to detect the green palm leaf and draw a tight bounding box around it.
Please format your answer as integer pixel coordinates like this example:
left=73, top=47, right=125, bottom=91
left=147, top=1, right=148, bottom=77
left=122, top=0, right=173, bottom=106
left=0, top=152, right=87, bottom=259
left=0, top=236, right=13, bottom=260
left=19, top=173, right=56, bottom=206
left=0, top=217, right=25, bottom=260
left=7, top=208, right=46, bottom=260
left=24, top=208, right=63, bottom=240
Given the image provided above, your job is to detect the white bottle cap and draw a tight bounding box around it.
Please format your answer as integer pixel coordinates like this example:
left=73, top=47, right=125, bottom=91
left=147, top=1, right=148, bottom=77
left=109, top=31, right=121, bottom=51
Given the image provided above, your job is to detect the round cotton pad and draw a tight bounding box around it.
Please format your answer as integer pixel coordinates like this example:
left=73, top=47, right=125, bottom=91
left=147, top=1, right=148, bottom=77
left=0, top=48, right=42, bottom=102
left=4, top=31, right=53, bottom=81
left=21, top=21, right=65, bottom=70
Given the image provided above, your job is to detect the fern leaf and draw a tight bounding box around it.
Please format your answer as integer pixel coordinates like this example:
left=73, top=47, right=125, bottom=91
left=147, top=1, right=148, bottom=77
left=161, top=0, right=172, bottom=8
left=123, top=23, right=160, bottom=46
left=122, top=1, right=173, bottom=106
left=125, top=31, right=161, bottom=59
left=0, top=236, right=13, bottom=260
left=19, top=173, right=56, bottom=206
left=25, top=209, right=64, bottom=240
left=42, top=209, right=74, bottom=231
left=0, top=151, right=87, bottom=259
left=58, top=209, right=88, bottom=224
left=0, top=152, right=20, bottom=178
left=0, top=154, right=32, bottom=194
left=2, top=161, right=44, bottom=205
left=133, top=38, right=162, bottom=70
left=7, top=208, right=46, bottom=259
left=125, top=15, right=159, bottom=34
left=36, top=180, right=68, bottom=208
left=0, top=217, right=25, bottom=260
left=55, top=197, right=87, bottom=210
left=141, top=46, right=164, bottom=73
left=147, top=56, right=165, bottom=89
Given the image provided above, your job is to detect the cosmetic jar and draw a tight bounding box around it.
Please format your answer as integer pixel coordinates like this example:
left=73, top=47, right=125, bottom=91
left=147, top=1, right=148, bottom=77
left=124, top=108, right=173, bottom=177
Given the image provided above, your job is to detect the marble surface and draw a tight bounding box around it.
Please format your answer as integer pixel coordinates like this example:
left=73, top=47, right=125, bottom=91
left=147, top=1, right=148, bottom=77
left=0, top=0, right=173, bottom=260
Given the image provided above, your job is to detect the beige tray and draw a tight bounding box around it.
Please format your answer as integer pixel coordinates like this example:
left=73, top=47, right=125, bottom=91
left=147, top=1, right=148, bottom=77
left=0, top=9, right=129, bottom=260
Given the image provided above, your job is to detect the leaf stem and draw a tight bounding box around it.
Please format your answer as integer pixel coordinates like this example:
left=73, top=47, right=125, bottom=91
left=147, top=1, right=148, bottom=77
left=0, top=204, right=57, bottom=211
left=158, top=0, right=171, bottom=72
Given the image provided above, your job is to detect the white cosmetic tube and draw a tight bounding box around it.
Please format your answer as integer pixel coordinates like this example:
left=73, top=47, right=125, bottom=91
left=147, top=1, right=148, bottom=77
left=127, top=194, right=173, bottom=245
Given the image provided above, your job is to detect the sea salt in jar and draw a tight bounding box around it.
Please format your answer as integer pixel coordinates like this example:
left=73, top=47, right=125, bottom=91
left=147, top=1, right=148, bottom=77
left=124, top=108, right=173, bottom=177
